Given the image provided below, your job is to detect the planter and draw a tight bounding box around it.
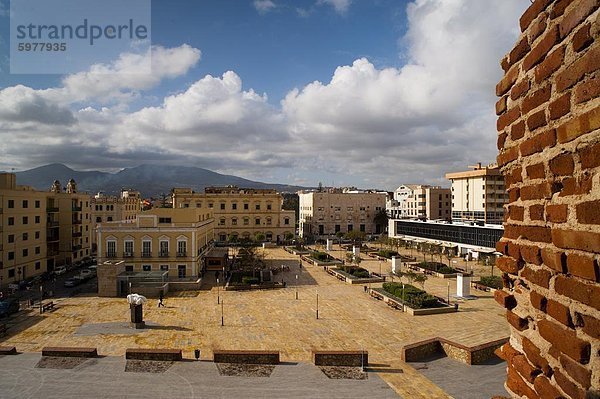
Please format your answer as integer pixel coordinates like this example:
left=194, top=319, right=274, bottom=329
left=327, top=268, right=384, bottom=284
left=371, top=288, right=457, bottom=316
left=470, top=281, right=499, bottom=293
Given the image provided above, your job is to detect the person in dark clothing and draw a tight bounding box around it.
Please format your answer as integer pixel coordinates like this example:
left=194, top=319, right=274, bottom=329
left=158, top=291, right=165, bottom=307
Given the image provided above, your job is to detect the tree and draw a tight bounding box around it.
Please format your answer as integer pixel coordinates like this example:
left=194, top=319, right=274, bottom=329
left=284, top=232, right=294, bottom=242
left=254, top=233, right=266, bottom=242
left=374, top=209, right=389, bottom=233
left=345, top=230, right=366, bottom=244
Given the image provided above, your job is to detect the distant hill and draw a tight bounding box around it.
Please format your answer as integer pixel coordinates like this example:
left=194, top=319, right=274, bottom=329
left=11, top=164, right=308, bottom=197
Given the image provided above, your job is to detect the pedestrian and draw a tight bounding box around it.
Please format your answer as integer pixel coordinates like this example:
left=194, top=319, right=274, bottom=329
left=299, top=261, right=302, bottom=269
left=158, top=291, right=165, bottom=307
left=364, top=285, right=367, bottom=293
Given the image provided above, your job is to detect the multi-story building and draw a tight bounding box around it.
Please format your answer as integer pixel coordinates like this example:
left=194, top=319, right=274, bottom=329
left=96, top=208, right=214, bottom=296
left=49, top=179, right=93, bottom=266
left=0, top=173, right=49, bottom=286
left=298, top=189, right=388, bottom=238
left=91, top=190, right=142, bottom=253
left=171, top=186, right=295, bottom=243
left=386, top=184, right=451, bottom=220
left=0, top=174, right=93, bottom=290
left=445, top=163, right=507, bottom=225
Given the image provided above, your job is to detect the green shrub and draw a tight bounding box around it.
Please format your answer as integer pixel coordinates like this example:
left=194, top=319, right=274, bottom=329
left=377, top=250, right=398, bottom=258
left=311, top=251, right=330, bottom=261
left=479, top=275, right=503, bottom=289
left=418, top=262, right=457, bottom=274
left=241, top=276, right=259, bottom=285
left=381, top=282, right=444, bottom=309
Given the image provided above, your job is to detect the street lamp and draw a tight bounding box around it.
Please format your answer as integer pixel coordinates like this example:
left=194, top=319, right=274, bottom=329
left=39, top=285, right=43, bottom=314
left=295, top=274, right=298, bottom=300
left=402, top=282, right=406, bottom=312
left=217, top=278, right=220, bottom=304
left=221, top=299, right=224, bottom=326
left=316, top=290, right=319, bottom=319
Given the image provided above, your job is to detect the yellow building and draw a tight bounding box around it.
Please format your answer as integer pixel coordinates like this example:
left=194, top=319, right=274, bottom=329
left=96, top=208, right=214, bottom=297
left=91, top=190, right=142, bottom=253
left=172, top=186, right=295, bottom=243
left=0, top=173, right=49, bottom=287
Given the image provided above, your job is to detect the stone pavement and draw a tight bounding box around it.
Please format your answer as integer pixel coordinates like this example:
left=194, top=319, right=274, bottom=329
left=0, top=247, right=509, bottom=399
left=0, top=352, right=398, bottom=399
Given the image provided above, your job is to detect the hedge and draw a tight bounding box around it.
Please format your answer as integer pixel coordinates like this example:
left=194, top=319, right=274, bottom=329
left=381, top=282, right=444, bottom=309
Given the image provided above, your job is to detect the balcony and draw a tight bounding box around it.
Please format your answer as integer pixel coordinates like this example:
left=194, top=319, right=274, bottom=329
left=48, top=221, right=59, bottom=228
left=72, top=245, right=82, bottom=252
left=72, top=232, right=82, bottom=238
left=123, top=252, right=134, bottom=258
left=72, top=206, right=82, bottom=212
left=46, top=207, right=59, bottom=212
left=141, top=252, right=152, bottom=258
left=72, top=219, right=82, bottom=225
left=106, top=252, right=117, bottom=258
left=177, top=251, right=187, bottom=257
left=47, top=235, right=59, bottom=243
left=159, top=251, right=169, bottom=258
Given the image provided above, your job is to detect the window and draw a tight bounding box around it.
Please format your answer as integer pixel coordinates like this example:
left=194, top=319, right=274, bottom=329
left=96, top=217, right=102, bottom=223
left=107, top=216, right=113, bottom=222
left=8, top=234, right=14, bottom=243
left=219, top=218, right=226, bottom=226
left=8, top=269, right=15, bottom=278
left=243, top=217, right=249, bottom=225
left=99, top=205, right=103, bottom=211
left=177, top=241, right=186, bottom=256
left=348, top=224, right=353, bottom=231
left=159, top=241, right=169, bottom=256
left=178, top=265, right=186, bottom=278
left=8, top=252, right=15, bottom=260
left=124, top=241, right=134, bottom=256
left=22, top=249, right=28, bottom=257
left=360, top=224, right=365, bottom=232
left=335, top=224, right=340, bottom=233
left=22, top=200, right=28, bottom=208
left=158, top=217, right=172, bottom=223
left=267, top=204, right=272, bottom=210
left=35, top=261, right=41, bottom=270
left=266, top=217, right=272, bottom=225
left=22, top=216, right=28, bottom=225
left=160, top=265, right=169, bottom=271
left=284, top=218, right=289, bottom=225
left=244, top=203, right=249, bottom=210
left=220, top=203, right=225, bottom=210
left=35, top=231, right=40, bottom=239
left=196, top=202, right=202, bottom=208
left=35, top=246, right=40, bottom=255
left=142, top=265, right=152, bottom=271
left=106, top=241, right=116, bottom=257
left=232, top=203, right=237, bottom=210
left=208, top=203, right=214, bottom=208
left=232, top=218, right=237, bottom=226
left=8, top=217, right=14, bottom=226
left=255, top=218, right=261, bottom=225
left=255, top=204, right=260, bottom=210
left=35, top=216, right=40, bottom=224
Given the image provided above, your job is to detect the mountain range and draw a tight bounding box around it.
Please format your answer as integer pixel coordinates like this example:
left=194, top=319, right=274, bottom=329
left=10, top=164, right=308, bottom=197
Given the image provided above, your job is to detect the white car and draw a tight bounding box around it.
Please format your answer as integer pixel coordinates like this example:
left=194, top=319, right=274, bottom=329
left=80, top=269, right=95, bottom=280
left=54, top=265, right=67, bottom=276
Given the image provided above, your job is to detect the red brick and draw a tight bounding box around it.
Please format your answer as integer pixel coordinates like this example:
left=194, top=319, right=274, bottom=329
left=495, top=342, right=521, bottom=362
left=528, top=13, right=548, bottom=42
left=522, top=85, right=552, bottom=114
left=557, top=106, right=600, bottom=143
left=497, top=257, right=523, bottom=275
left=520, top=0, right=553, bottom=32
left=507, top=366, right=538, bottom=399
left=494, top=289, right=517, bottom=309
left=529, top=204, right=545, bottom=221
left=501, top=55, right=510, bottom=73
left=554, top=368, right=587, bottom=399
left=556, top=45, right=600, bottom=92
left=497, top=132, right=508, bottom=150
left=497, top=145, right=520, bottom=167
left=505, top=166, right=523, bottom=186
left=522, top=336, right=551, bottom=375
left=510, top=120, right=526, bottom=140
left=555, top=274, right=600, bottom=311
left=574, top=74, right=600, bottom=104
left=520, top=128, right=556, bottom=156
left=527, top=109, right=547, bottom=131
left=496, top=65, right=519, bottom=96
left=547, top=298, right=573, bottom=327
left=509, top=205, right=524, bottom=221
left=496, top=95, right=508, bottom=115
left=559, top=354, right=592, bottom=389
left=580, top=141, right=600, bottom=169
left=497, top=106, right=521, bottom=131
left=526, top=162, right=546, bottom=179
left=549, top=0, right=572, bottom=19
left=511, top=79, right=530, bottom=100
left=496, top=240, right=508, bottom=255
left=545, top=204, right=568, bottom=223
left=576, top=199, right=600, bottom=225
left=549, top=92, right=571, bottom=120
left=538, top=319, right=591, bottom=364
left=549, top=153, right=575, bottom=176
left=509, top=37, right=531, bottom=67
left=521, top=265, right=552, bottom=289
left=533, top=375, right=564, bottom=399
left=573, top=23, right=593, bottom=52
left=506, top=310, right=529, bottom=331
left=581, top=313, right=600, bottom=339
left=523, top=25, right=560, bottom=71
left=552, top=228, right=600, bottom=252
left=520, top=182, right=553, bottom=200
left=509, top=187, right=521, bottom=202
left=530, top=290, right=547, bottom=311
left=566, top=252, right=599, bottom=281
left=558, top=175, right=594, bottom=197
left=521, top=245, right=542, bottom=265
left=507, top=241, right=522, bottom=259
left=513, top=354, right=540, bottom=383
left=534, top=45, right=565, bottom=83
left=541, top=248, right=566, bottom=272
left=559, top=0, right=599, bottom=39
left=516, top=225, right=552, bottom=243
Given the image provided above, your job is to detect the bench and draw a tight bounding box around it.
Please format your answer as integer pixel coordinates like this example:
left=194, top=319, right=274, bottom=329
left=41, top=301, right=55, bottom=313
left=125, top=348, right=182, bottom=361
left=0, top=346, right=17, bottom=355
left=42, top=347, right=98, bottom=358
left=370, top=291, right=383, bottom=300
left=313, top=351, right=368, bottom=367
left=0, top=324, right=7, bottom=336
left=387, top=300, right=402, bottom=310
left=213, top=350, right=280, bottom=365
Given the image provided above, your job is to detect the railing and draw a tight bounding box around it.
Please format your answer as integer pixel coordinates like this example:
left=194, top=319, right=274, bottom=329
left=46, top=207, right=59, bottom=212
left=123, top=252, right=134, bottom=258
left=159, top=251, right=169, bottom=258
left=72, top=206, right=82, bottom=212
left=72, top=232, right=82, bottom=237
left=106, top=252, right=117, bottom=258
left=141, top=252, right=152, bottom=258
left=72, top=219, right=82, bottom=225
left=48, top=221, right=59, bottom=227
left=177, top=251, right=186, bottom=257
left=47, top=235, right=60, bottom=242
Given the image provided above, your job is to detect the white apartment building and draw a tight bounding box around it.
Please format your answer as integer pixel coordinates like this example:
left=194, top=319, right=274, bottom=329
left=386, top=184, right=451, bottom=220
left=445, top=163, right=507, bottom=225
left=298, top=189, right=388, bottom=238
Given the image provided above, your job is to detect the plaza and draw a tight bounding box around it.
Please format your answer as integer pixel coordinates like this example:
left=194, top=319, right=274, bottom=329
left=0, top=247, right=509, bottom=398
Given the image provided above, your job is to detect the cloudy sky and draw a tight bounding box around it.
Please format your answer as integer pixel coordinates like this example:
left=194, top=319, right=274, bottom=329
left=0, top=0, right=527, bottom=190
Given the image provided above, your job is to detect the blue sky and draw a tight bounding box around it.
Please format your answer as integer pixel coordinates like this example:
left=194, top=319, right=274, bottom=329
left=0, top=0, right=527, bottom=190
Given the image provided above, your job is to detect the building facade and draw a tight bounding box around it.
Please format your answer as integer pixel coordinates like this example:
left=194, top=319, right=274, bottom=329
left=386, top=184, right=451, bottom=220
left=96, top=208, right=214, bottom=297
left=445, top=163, right=507, bottom=225
left=171, top=186, right=295, bottom=243
left=91, top=190, right=142, bottom=252
left=298, top=189, right=388, bottom=238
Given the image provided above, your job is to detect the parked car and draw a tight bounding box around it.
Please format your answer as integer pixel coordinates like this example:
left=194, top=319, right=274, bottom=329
left=54, top=265, right=67, bottom=276
left=63, top=277, right=82, bottom=288
left=0, top=298, right=20, bottom=318
left=79, top=269, right=95, bottom=280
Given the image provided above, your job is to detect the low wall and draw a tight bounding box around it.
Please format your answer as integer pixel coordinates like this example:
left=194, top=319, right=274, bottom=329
left=168, top=280, right=201, bottom=292
left=313, top=351, right=368, bottom=367
left=42, top=347, right=98, bottom=358
left=0, top=346, right=17, bottom=355
left=401, top=337, right=508, bottom=365
left=370, top=288, right=456, bottom=316
left=213, top=350, right=280, bottom=364
left=125, top=348, right=183, bottom=361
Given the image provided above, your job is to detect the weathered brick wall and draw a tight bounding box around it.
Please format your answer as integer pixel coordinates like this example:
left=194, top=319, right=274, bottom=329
left=494, top=0, right=599, bottom=398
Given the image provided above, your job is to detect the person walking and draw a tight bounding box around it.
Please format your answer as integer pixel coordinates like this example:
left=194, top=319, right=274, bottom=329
left=158, top=291, right=165, bottom=307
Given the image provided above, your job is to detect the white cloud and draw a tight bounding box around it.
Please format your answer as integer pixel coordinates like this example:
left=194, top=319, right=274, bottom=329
left=254, top=0, right=276, bottom=14
left=318, top=0, right=351, bottom=14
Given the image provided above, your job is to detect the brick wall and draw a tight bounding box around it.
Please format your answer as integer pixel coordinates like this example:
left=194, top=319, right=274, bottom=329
left=495, top=0, right=599, bottom=398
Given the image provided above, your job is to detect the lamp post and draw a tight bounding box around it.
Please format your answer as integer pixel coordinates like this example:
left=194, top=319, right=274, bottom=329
left=402, top=282, right=405, bottom=312
left=39, top=285, right=43, bottom=313
left=447, top=281, right=450, bottom=305
left=221, top=299, right=224, bottom=326
left=128, top=281, right=132, bottom=295
left=379, top=260, right=382, bottom=276
left=217, top=278, right=220, bottom=304
left=316, top=290, right=319, bottom=320
left=295, top=274, right=298, bottom=300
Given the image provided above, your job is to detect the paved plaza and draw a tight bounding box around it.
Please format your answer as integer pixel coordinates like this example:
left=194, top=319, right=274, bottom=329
left=0, top=247, right=509, bottom=398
